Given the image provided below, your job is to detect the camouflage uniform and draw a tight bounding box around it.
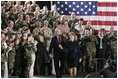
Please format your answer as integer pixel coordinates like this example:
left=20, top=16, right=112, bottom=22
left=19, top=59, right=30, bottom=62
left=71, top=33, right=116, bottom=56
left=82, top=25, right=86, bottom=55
left=41, top=11, right=52, bottom=21
left=1, top=42, right=8, bottom=77
left=31, top=16, right=43, bottom=24
left=40, top=26, right=52, bottom=56
left=70, top=26, right=80, bottom=37
left=40, top=27, right=53, bottom=41
left=8, top=47, right=16, bottom=76
left=81, top=34, right=98, bottom=72
left=32, top=28, right=41, bottom=38
left=1, top=42, right=15, bottom=77
left=107, top=34, right=117, bottom=60
left=49, top=15, right=60, bottom=31
left=23, top=21, right=35, bottom=33
left=85, top=26, right=95, bottom=35
left=7, top=27, right=16, bottom=35
left=14, top=20, right=25, bottom=31
left=8, top=12, right=17, bottom=22
left=25, top=12, right=34, bottom=19
left=71, top=24, right=85, bottom=39
left=68, top=19, right=79, bottom=29
left=20, top=43, right=37, bottom=78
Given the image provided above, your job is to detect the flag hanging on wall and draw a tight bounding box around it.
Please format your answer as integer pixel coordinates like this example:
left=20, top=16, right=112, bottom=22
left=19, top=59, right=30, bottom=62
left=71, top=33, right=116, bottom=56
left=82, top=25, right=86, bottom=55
left=52, top=1, right=117, bottom=31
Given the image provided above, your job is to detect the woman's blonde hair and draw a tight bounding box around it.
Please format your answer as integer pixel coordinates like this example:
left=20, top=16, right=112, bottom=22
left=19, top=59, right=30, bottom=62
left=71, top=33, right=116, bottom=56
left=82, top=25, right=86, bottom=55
left=68, top=32, right=76, bottom=39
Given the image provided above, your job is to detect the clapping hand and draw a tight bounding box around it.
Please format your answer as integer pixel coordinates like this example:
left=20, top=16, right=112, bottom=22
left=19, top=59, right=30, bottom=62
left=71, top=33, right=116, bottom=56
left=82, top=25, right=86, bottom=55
left=58, top=44, right=63, bottom=49
left=34, top=41, right=38, bottom=46
left=79, top=58, right=82, bottom=63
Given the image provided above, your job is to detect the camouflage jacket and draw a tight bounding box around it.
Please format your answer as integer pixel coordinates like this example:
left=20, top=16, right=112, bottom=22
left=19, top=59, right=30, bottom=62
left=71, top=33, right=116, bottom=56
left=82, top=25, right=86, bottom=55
left=81, top=35, right=98, bottom=54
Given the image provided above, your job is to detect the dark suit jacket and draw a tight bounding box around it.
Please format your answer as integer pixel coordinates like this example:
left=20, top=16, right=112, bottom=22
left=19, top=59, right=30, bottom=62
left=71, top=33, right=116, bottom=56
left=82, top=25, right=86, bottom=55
left=96, top=36, right=107, bottom=50
left=49, top=35, right=66, bottom=58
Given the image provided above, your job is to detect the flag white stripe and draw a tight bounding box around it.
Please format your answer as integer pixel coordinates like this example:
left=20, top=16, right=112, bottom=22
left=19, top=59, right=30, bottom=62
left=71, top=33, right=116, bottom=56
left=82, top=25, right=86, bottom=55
left=92, top=25, right=117, bottom=30
left=98, top=7, right=117, bottom=12
left=67, top=16, right=117, bottom=21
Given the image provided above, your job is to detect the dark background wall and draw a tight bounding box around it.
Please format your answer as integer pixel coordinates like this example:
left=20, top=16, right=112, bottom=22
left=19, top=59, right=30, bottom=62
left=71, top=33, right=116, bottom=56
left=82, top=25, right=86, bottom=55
left=36, top=1, right=51, bottom=10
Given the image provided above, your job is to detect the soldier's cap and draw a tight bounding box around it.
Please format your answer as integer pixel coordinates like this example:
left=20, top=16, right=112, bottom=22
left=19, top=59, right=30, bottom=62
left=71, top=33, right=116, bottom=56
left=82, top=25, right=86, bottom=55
left=79, top=18, right=84, bottom=21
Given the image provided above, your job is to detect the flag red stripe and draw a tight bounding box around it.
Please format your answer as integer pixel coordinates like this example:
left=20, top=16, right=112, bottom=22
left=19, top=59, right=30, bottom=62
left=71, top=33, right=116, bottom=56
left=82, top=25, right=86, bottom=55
left=83, top=21, right=117, bottom=26
left=98, top=2, right=117, bottom=7
left=97, top=12, right=117, bottom=16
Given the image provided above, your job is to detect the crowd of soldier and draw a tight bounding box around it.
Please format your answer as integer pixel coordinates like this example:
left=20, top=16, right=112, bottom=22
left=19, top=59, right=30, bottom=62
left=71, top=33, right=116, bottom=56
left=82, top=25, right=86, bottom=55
left=1, top=1, right=117, bottom=78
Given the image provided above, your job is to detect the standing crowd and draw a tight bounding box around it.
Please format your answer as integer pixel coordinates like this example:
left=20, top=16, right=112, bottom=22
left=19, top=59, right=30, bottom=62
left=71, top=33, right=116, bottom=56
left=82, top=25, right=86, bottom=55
left=1, top=1, right=117, bottom=78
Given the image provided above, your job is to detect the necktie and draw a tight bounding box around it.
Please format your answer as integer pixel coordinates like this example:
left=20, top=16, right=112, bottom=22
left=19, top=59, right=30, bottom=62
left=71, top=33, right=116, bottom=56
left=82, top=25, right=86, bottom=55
left=58, top=36, right=61, bottom=44
left=100, top=37, right=103, bottom=49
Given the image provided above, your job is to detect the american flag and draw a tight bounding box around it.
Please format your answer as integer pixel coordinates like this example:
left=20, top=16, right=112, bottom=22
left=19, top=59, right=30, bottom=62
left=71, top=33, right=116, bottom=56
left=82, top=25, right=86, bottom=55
left=52, top=1, right=117, bottom=31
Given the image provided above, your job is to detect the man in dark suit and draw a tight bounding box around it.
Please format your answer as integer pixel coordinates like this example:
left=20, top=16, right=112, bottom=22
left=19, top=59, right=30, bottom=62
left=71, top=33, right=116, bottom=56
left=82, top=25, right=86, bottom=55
left=49, top=28, right=66, bottom=78
left=96, top=28, right=107, bottom=71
